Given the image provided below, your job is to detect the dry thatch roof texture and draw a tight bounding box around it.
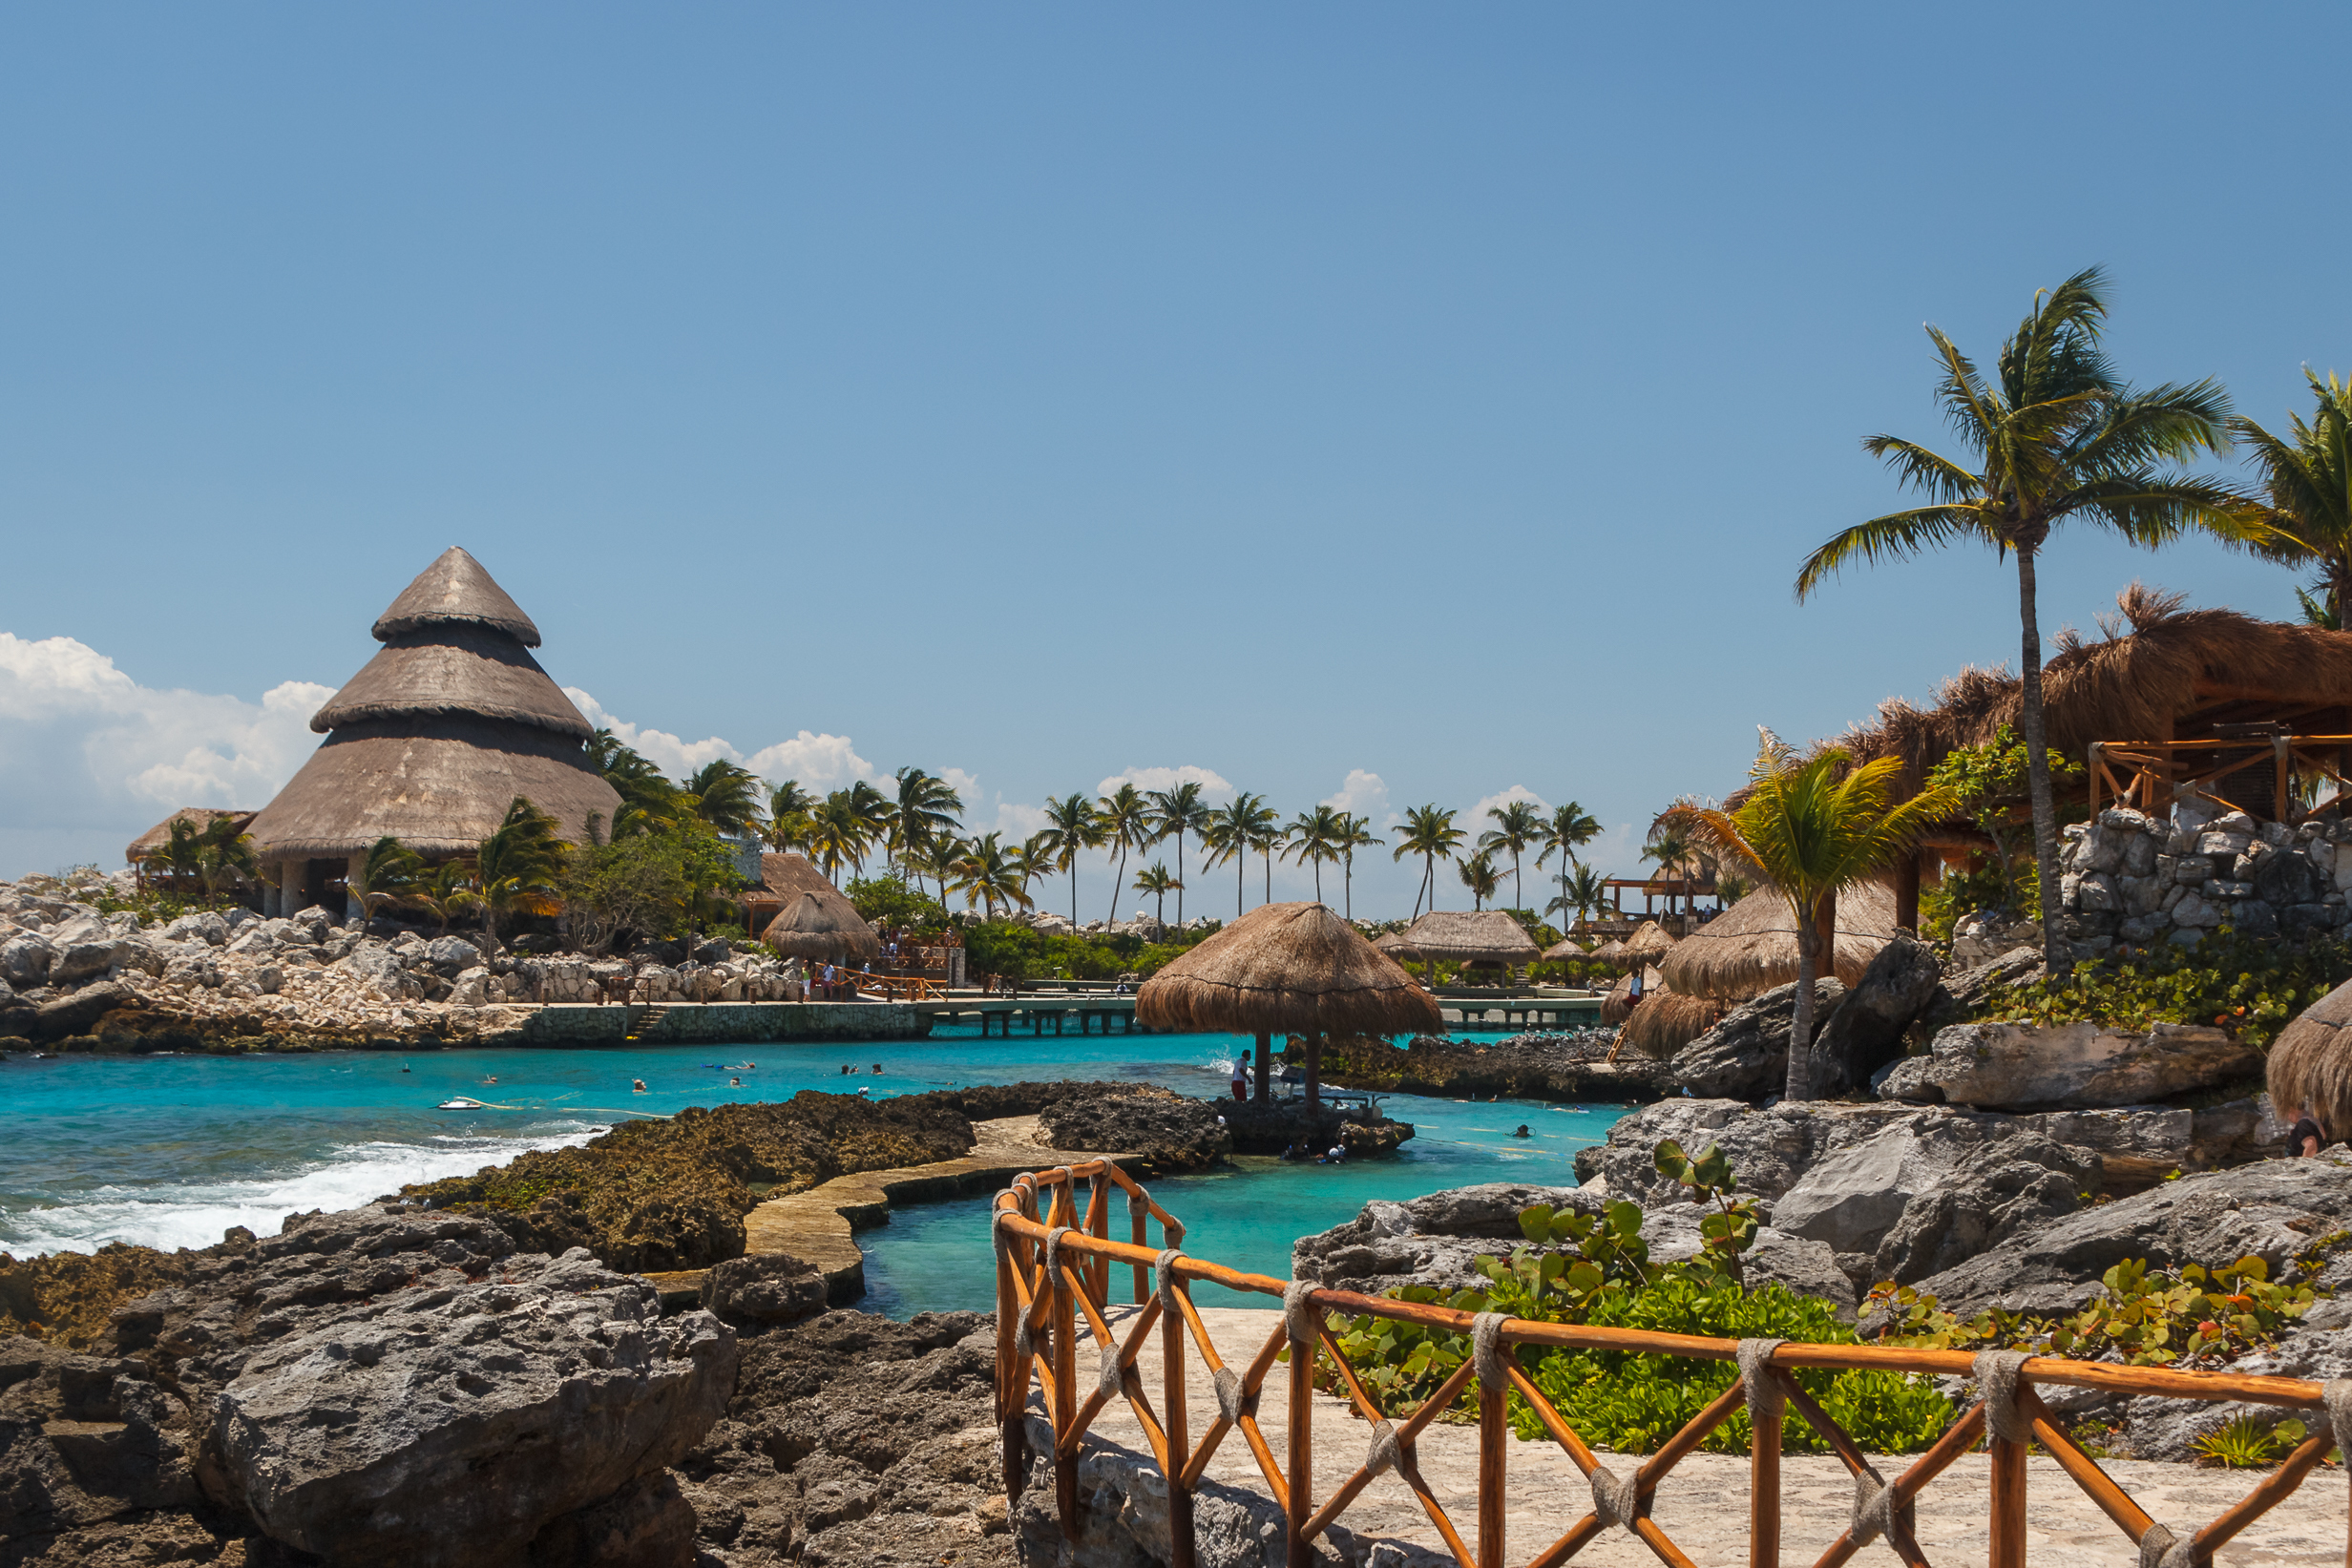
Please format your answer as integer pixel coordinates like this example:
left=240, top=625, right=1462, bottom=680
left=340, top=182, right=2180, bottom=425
left=372, top=546, right=543, bottom=646
left=1619, top=990, right=1724, bottom=1059
left=126, top=808, right=258, bottom=863
left=759, top=890, right=883, bottom=965
left=1539, top=937, right=1588, bottom=961
left=2268, top=980, right=2352, bottom=1140
left=309, top=626, right=593, bottom=738
left=1659, top=883, right=1899, bottom=1000
left=1397, top=909, right=1542, bottom=967
left=1622, top=920, right=1678, bottom=960
left=1136, top=902, right=1441, bottom=1036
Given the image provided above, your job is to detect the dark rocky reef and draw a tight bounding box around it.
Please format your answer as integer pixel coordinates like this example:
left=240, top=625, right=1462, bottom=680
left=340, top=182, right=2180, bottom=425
left=1036, top=1088, right=1232, bottom=1172
left=1309, top=1031, right=1672, bottom=1103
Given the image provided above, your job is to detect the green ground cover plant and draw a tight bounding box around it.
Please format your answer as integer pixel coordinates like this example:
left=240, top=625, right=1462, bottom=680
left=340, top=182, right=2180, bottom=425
left=1971, top=926, right=2352, bottom=1049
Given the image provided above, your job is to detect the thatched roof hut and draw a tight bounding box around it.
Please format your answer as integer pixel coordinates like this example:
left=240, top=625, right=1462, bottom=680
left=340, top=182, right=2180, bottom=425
left=760, top=890, right=883, bottom=966
left=2268, top=980, right=2352, bottom=1140
left=1586, top=938, right=1632, bottom=970
left=125, top=807, right=257, bottom=867
left=1623, top=920, right=1678, bottom=962
left=244, top=550, right=620, bottom=903
left=1372, top=930, right=1418, bottom=960
left=1397, top=909, right=1542, bottom=968
left=1137, top=902, right=1441, bottom=1038
left=1599, top=968, right=1666, bottom=1025
left=1539, top=937, right=1588, bottom=961
left=1658, top=883, right=1900, bottom=1000
left=1619, top=990, right=1724, bottom=1060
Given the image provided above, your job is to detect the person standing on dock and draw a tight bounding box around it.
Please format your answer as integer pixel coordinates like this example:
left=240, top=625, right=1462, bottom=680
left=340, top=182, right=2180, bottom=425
left=1229, top=1058, right=1248, bottom=1102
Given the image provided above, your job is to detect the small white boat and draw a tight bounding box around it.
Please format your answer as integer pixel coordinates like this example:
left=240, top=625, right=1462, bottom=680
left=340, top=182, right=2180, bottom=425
left=435, top=1096, right=489, bottom=1110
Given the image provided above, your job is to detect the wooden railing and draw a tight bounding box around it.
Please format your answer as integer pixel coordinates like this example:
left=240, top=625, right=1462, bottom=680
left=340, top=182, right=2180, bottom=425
left=2091, top=734, right=2352, bottom=824
left=995, top=1166, right=2352, bottom=1568
left=830, top=967, right=942, bottom=1002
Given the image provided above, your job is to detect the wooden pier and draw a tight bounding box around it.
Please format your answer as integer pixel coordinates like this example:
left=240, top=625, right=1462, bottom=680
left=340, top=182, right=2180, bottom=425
left=913, top=995, right=1143, bottom=1037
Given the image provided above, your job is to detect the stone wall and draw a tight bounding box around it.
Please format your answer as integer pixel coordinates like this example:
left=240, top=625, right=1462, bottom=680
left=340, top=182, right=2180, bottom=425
left=511, top=1000, right=928, bottom=1045
left=2058, top=796, right=2352, bottom=952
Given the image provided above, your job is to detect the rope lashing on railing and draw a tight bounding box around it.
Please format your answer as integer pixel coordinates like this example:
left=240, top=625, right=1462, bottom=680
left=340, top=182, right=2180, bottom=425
left=1470, top=1311, right=1510, bottom=1392
left=2141, top=1377, right=2352, bottom=1568
left=1735, top=1337, right=1786, bottom=1429
left=1363, top=1418, right=1403, bottom=1480
left=1098, top=1344, right=1128, bottom=1403
left=1043, top=1224, right=1075, bottom=1286
left=1213, top=1367, right=1255, bottom=1426
left=1153, top=1248, right=1185, bottom=1315
left=1972, top=1349, right=2034, bottom=1447
left=1284, top=1280, right=1321, bottom=1349
left=1128, top=1185, right=1150, bottom=1223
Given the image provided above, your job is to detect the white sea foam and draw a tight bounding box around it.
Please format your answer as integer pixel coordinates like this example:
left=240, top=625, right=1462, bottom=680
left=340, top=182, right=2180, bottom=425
left=0, top=1124, right=601, bottom=1256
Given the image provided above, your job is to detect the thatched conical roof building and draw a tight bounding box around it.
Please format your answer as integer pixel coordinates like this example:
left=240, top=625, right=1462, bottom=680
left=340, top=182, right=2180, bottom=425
left=2267, top=980, right=2352, bottom=1141
left=1658, top=883, right=1900, bottom=1001
left=244, top=548, right=621, bottom=915
left=759, top=890, right=883, bottom=966
left=1396, top=909, right=1542, bottom=969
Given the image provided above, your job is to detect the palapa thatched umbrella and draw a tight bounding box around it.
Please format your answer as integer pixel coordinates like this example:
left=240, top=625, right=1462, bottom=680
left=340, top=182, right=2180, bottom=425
left=1659, top=883, right=1899, bottom=1001
left=1539, top=936, right=1588, bottom=962
left=1619, top=990, right=1725, bottom=1060
left=2267, top=980, right=2352, bottom=1143
left=1372, top=930, right=1418, bottom=961
left=1622, top=920, right=1678, bottom=963
left=1136, top=901, right=1439, bottom=1117
left=1585, top=938, right=1633, bottom=971
left=760, top=891, right=883, bottom=971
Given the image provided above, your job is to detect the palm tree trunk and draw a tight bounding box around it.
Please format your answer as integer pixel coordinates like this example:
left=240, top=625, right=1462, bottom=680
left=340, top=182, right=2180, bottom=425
left=1343, top=854, right=1352, bottom=919
left=1070, top=866, right=1079, bottom=929
left=1236, top=852, right=1244, bottom=917
left=1514, top=853, right=1522, bottom=910
left=1175, top=834, right=1185, bottom=928
left=1787, top=900, right=1818, bottom=1102
left=2017, top=546, right=2071, bottom=977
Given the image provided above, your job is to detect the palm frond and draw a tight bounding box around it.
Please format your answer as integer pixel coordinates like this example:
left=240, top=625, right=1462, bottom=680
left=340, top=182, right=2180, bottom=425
left=1796, top=506, right=1988, bottom=598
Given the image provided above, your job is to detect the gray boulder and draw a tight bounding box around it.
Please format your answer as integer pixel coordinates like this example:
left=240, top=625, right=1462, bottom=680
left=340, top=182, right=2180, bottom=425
left=1667, top=978, right=1846, bottom=1102
left=113, top=935, right=167, bottom=977
left=287, top=904, right=337, bottom=939
left=2019, top=1107, right=2192, bottom=1191
left=1879, top=1019, right=2259, bottom=1110
left=32, top=979, right=136, bottom=1041
left=0, top=931, right=54, bottom=987
left=701, top=1252, right=829, bottom=1327
left=423, top=935, right=483, bottom=976
left=211, top=1244, right=735, bottom=1567
left=1902, top=1150, right=2352, bottom=1318
left=161, top=910, right=230, bottom=946
left=338, top=943, right=425, bottom=1001
left=47, top=916, right=129, bottom=984
left=0, top=1340, right=203, bottom=1547
left=1810, top=935, right=1943, bottom=1097
left=1572, top=1098, right=1873, bottom=1207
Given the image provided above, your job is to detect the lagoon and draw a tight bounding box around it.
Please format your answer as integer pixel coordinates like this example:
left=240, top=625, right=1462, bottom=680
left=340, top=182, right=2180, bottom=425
left=0, top=1026, right=1628, bottom=1313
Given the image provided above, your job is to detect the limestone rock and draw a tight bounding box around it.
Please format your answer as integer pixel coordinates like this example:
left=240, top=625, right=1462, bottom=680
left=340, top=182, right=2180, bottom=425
left=1809, top=935, right=1942, bottom=1098
left=424, top=936, right=483, bottom=976
left=213, top=1245, right=735, bottom=1567
left=0, top=1339, right=202, bottom=1545
left=32, top=979, right=136, bottom=1041
left=0, top=931, right=54, bottom=987
left=1879, top=1019, right=2259, bottom=1110
left=160, top=911, right=230, bottom=947
left=1902, top=1150, right=2352, bottom=1317
left=1037, top=1089, right=1232, bottom=1172
left=1667, top=978, right=1847, bottom=1102
left=700, top=1252, right=829, bottom=1327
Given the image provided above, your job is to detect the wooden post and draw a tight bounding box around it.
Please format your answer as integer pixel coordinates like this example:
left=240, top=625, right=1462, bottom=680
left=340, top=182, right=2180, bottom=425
left=995, top=1207, right=1026, bottom=1507
left=1130, top=1189, right=1149, bottom=1306
left=1988, top=1429, right=2026, bottom=1568
left=1253, top=1031, right=1270, bottom=1103
left=1053, top=1189, right=1080, bottom=1539
left=2278, top=733, right=2294, bottom=823
left=1164, top=1268, right=1195, bottom=1568
left=1894, top=852, right=1921, bottom=936
left=1287, top=1312, right=1312, bottom=1567
left=1088, top=1171, right=1110, bottom=1308
left=1751, top=1369, right=1779, bottom=1568
left=1479, top=1352, right=1506, bottom=1568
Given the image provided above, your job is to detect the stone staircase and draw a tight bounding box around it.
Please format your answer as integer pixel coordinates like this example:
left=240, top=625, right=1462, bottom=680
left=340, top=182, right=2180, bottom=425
left=625, top=1004, right=668, bottom=1041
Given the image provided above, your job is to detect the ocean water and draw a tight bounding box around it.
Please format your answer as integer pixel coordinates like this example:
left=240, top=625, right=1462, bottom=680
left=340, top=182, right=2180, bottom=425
left=0, top=1027, right=1629, bottom=1311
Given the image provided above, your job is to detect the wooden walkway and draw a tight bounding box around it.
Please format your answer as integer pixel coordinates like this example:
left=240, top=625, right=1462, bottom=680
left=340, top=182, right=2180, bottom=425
left=639, top=1115, right=1135, bottom=1308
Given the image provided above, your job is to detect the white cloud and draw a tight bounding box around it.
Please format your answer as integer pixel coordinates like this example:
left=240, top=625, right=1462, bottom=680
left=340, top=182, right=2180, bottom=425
left=1466, top=784, right=1552, bottom=829
left=1095, top=764, right=1232, bottom=798
left=941, top=766, right=981, bottom=803
left=992, top=799, right=1051, bottom=838
left=0, top=633, right=335, bottom=876
left=563, top=687, right=876, bottom=790
left=1321, top=768, right=1392, bottom=824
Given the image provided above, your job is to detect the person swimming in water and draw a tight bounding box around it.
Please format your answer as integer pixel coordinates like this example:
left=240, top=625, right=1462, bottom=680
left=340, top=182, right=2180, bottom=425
left=632, top=1079, right=648, bottom=1094
left=1511, top=1124, right=1532, bottom=1139
left=482, top=1076, right=497, bottom=1086
left=729, top=1077, right=743, bottom=1087
left=872, top=1063, right=883, bottom=1075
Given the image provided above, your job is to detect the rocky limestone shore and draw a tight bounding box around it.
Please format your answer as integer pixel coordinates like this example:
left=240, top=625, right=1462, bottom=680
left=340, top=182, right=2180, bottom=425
left=1309, top=1029, right=1673, bottom=1102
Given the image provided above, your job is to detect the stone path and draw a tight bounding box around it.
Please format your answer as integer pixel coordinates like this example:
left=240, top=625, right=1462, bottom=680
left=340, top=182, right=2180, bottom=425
left=641, top=1115, right=1133, bottom=1307
left=1059, top=1306, right=2347, bottom=1565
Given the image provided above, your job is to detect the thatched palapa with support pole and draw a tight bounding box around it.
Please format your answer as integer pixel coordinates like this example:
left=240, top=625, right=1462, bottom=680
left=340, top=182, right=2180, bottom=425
left=242, top=548, right=620, bottom=918
left=2266, top=978, right=2352, bottom=1146
left=1660, top=881, right=1900, bottom=1001
left=758, top=889, right=883, bottom=968
left=1135, top=902, right=1438, bottom=1117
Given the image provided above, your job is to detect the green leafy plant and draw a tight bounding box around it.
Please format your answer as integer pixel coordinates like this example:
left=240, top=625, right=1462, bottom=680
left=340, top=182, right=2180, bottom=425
left=1916, top=724, right=2087, bottom=939
left=1652, top=1139, right=1761, bottom=1284
left=1869, top=1254, right=2316, bottom=1368
left=1971, top=926, right=2352, bottom=1049
left=2191, top=1414, right=2308, bottom=1469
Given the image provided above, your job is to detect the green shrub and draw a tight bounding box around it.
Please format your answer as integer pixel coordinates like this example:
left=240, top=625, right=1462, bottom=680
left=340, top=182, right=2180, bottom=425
left=1869, top=1254, right=2316, bottom=1367
left=1972, top=926, right=2352, bottom=1049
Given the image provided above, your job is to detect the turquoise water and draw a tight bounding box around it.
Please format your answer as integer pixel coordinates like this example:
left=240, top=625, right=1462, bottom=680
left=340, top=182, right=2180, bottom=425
left=0, top=1028, right=1627, bottom=1314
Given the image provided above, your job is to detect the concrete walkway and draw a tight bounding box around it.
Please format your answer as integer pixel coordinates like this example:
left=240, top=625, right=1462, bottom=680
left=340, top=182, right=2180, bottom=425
left=642, top=1115, right=1134, bottom=1307
left=1060, top=1306, right=2346, bottom=1566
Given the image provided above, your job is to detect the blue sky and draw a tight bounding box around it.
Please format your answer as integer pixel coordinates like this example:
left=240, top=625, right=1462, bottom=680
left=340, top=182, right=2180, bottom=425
left=3, top=5, right=2347, bottom=918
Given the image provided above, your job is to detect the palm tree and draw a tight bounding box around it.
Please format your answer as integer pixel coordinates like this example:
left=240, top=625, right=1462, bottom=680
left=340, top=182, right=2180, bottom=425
left=916, top=832, right=965, bottom=910
left=589, top=731, right=679, bottom=837
left=194, top=817, right=258, bottom=906
left=1537, top=802, right=1602, bottom=930
left=889, top=767, right=965, bottom=898
left=1545, top=861, right=1607, bottom=932
left=949, top=831, right=1030, bottom=919
left=2232, top=370, right=2352, bottom=627
left=806, top=791, right=875, bottom=885
left=1458, top=852, right=1500, bottom=911
left=1660, top=733, right=1958, bottom=1101
left=843, top=781, right=893, bottom=876
left=1249, top=806, right=1285, bottom=906
left=150, top=817, right=204, bottom=895
left=410, top=860, right=481, bottom=937
left=1133, top=863, right=1179, bottom=926
left=1390, top=805, right=1464, bottom=918
left=1283, top=805, right=1344, bottom=904
left=1095, top=783, right=1152, bottom=927
left=1201, top=793, right=1275, bottom=917
left=1643, top=827, right=1696, bottom=919
left=350, top=835, right=423, bottom=923
left=1335, top=813, right=1382, bottom=920
left=684, top=760, right=766, bottom=838
left=1144, top=782, right=1212, bottom=928
left=1478, top=800, right=1544, bottom=911
left=764, top=781, right=817, bottom=850
left=1039, top=793, right=1104, bottom=927
left=476, top=796, right=567, bottom=939
left=1796, top=266, right=2246, bottom=975
left=1012, top=833, right=1058, bottom=911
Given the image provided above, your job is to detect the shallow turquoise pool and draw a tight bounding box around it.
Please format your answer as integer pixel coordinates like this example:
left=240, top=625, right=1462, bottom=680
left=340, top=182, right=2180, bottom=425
left=0, top=1025, right=1628, bottom=1314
